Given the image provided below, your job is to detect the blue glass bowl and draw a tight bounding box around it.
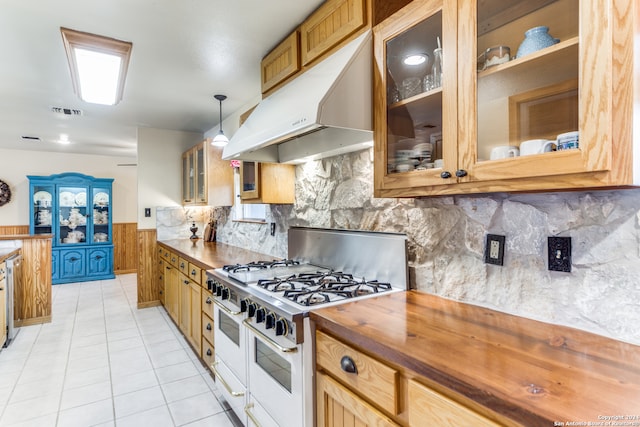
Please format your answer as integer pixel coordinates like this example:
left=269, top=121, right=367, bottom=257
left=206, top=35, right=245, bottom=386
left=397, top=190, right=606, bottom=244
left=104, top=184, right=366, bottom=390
left=516, top=26, right=560, bottom=59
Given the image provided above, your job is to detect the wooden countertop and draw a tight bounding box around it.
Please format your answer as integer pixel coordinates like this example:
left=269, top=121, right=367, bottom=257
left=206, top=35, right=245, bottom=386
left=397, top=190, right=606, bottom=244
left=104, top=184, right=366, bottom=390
left=311, top=290, right=640, bottom=425
left=158, top=239, right=275, bottom=269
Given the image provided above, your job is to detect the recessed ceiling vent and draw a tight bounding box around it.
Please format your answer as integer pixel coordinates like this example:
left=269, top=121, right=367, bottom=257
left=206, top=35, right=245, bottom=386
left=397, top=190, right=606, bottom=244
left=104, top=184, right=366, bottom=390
left=20, top=135, right=42, bottom=142
left=51, top=107, right=83, bottom=116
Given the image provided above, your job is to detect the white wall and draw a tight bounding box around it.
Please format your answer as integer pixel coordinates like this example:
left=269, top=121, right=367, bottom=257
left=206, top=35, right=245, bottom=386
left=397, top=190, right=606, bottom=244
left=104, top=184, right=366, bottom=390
left=136, top=127, right=203, bottom=229
left=0, top=148, right=137, bottom=225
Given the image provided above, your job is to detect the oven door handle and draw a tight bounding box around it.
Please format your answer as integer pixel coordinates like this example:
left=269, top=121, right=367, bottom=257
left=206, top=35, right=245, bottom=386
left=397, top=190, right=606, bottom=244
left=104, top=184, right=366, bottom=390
left=211, top=362, right=245, bottom=397
left=213, top=298, right=242, bottom=316
left=243, top=319, right=298, bottom=353
left=244, top=403, right=262, bottom=427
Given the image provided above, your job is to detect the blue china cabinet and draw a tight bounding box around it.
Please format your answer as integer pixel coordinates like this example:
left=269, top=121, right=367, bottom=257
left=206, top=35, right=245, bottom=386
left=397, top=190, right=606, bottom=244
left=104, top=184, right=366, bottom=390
left=28, top=173, right=114, bottom=284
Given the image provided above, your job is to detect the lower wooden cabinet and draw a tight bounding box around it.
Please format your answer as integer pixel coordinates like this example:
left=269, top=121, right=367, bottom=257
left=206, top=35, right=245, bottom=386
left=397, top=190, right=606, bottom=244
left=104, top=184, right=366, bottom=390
left=164, top=261, right=179, bottom=323
left=178, top=276, right=201, bottom=354
left=317, top=372, right=400, bottom=427
left=315, top=330, right=512, bottom=427
left=0, top=261, right=6, bottom=347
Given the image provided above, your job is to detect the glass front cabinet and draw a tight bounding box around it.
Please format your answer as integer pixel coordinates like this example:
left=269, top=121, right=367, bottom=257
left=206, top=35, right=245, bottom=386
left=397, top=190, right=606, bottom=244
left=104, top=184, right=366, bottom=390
left=28, top=173, right=114, bottom=284
left=374, top=0, right=635, bottom=197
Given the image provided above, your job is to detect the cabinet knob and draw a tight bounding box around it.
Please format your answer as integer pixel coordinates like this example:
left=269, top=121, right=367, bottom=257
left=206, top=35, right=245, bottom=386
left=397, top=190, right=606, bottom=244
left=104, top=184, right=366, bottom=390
left=70, top=257, right=79, bottom=262
left=206, top=297, right=212, bottom=305
left=184, top=279, right=189, bottom=285
left=440, top=171, right=452, bottom=179
left=340, top=356, right=358, bottom=374
left=95, top=255, right=103, bottom=260
left=206, top=323, right=212, bottom=331
left=206, top=349, right=212, bottom=356
left=455, top=169, right=468, bottom=178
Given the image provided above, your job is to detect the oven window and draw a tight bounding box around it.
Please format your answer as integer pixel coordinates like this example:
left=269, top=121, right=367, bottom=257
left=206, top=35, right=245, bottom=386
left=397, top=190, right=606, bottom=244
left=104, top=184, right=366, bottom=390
left=255, top=339, right=292, bottom=392
left=218, top=310, right=239, bottom=346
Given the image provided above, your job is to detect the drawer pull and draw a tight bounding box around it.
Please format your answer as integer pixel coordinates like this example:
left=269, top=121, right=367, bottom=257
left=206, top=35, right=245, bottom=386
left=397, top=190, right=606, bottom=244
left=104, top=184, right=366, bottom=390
left=245, top=403, right=262, bottom=427
left=206, top=296, right=212, bottom=305
left=206, top=323, right=212, bottom=331
left=340, top=355, right=357, bottom=374
left=206, top=348, right=212, bottom=356
left=440, top=171, right=452, bottom=179
left=455, top=169, right=468, bottom=178
left=211, top=362, right=245, bottom=397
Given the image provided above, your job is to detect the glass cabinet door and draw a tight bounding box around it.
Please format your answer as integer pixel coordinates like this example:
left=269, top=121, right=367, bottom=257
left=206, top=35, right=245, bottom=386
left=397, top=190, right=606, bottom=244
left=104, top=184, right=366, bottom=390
left=240, top=161, right=259, bottom=200
left=31, top=185, right=54, bottom=236
left=92, top=187, right=111, bottom=244
left=458, top=0, right=609, bottom=182
left=195, top=144, right=206, bottom=203
left=182, top=150, right=195, bottom=203
left=58, top=185, right=88, bottom=245
left=374, top=0, right=458, bottom=192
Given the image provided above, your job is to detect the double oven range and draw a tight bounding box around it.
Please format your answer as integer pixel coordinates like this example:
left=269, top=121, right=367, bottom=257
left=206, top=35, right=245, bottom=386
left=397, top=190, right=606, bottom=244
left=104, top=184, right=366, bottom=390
left=205, top=227, right=408, bottom=427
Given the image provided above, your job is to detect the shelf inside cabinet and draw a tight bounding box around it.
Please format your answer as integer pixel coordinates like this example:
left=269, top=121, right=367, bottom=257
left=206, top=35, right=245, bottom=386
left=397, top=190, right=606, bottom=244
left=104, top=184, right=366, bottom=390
left=478, top=36, right=578, bottom=79
left=388, top=88, right=443, bottom=128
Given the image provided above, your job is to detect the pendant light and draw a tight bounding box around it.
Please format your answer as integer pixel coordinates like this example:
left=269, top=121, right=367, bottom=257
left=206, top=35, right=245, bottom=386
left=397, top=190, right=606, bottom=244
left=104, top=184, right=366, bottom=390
left=211, top=94, right=229, bottom=146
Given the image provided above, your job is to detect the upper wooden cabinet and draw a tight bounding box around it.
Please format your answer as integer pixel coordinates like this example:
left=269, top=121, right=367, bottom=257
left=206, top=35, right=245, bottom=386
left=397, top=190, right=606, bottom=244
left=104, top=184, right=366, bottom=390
left=300, top=0, right=367, bottom=66
left=261, top=32, right=300, bottom=94
left=182, top=139, right=234, bottom=206
left=260, top=0, right=367, bottom=95
left=239, top=161, right=295, bottom=204
left=374, top=0, right=637, bottom=197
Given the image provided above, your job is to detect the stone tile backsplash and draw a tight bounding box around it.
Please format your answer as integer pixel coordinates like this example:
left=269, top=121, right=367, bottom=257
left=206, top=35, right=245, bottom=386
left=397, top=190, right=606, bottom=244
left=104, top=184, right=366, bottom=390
left=158, top=149, right=640, bottom=345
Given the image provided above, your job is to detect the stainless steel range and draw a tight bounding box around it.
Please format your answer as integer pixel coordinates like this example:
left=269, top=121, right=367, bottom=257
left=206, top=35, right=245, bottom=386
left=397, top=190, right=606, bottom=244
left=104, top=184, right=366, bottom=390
left=206, top=227, right=408, bottom=427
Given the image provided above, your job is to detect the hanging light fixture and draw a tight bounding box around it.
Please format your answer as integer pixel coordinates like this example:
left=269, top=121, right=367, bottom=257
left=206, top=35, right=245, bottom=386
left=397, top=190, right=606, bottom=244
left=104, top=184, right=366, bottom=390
left=211, top=94, right=229, bottom=146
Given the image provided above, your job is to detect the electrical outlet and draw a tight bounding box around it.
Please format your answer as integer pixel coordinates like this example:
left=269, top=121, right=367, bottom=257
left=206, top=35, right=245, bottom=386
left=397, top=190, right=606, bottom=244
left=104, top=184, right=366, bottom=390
left=484, top=234, right=505, bottom=266
left=270, top=222, right=276, bottom=236
left=144, top=208, right=151, bottom=218
left=548, top=236, right=571, bottom=272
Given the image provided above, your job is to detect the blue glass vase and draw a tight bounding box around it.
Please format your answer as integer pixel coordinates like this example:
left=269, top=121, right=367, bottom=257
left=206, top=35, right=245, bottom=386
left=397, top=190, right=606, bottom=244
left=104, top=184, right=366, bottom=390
left=515, top=26, right=560, bottom=59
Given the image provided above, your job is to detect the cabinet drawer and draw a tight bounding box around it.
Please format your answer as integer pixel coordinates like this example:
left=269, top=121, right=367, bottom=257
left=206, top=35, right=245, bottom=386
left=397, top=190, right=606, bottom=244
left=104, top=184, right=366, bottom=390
left=202, top=292, right=214, bottom=319
left=202, top=336, right=214, bottom=370
left=188, top=262, right=202, bottom=285
left=169, top=251, right=179, bottom=268
left=316, top=331, right=399, bottom=415
left=408, top=379, right=501, bottom=427
left=178, top=257, right=189, bottom=275
left=202, top=311, right=214, bottom=345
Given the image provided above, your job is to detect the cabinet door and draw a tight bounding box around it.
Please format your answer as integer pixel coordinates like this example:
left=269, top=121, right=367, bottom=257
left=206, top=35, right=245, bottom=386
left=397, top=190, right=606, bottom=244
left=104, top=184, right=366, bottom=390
left=30, top=184, right=54, bottom=237
left=58, top=185, right=89, bottom=246
left=457, top=0, right=616, bottom=187
left=59, top=249, right=86, bottom=279
left=240, top=161, right=260, bottom=200
left=316, top=372, right=400, bottom=427
left=91, top=186, right=111, bottom=244
left=195, top=142, right=207, bottom=204
left=179, top=275, right=190, bottom=332
left=165, top=265, right=179, bottom=322
left=189, top=281, right=202, bottom=354
left=182, top=149, right=195, bottom=204
left=373, top=0, right=459, bottom=194
left=51, top=250, right=59, bottom=282
left=0, top=269, right=6, bottom=347
left=88, top=247, right=112, bottom=275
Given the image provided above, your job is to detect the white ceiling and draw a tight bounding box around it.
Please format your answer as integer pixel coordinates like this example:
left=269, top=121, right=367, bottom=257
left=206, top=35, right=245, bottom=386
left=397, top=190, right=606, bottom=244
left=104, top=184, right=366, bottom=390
left=0, top=0, right=324, bottom=158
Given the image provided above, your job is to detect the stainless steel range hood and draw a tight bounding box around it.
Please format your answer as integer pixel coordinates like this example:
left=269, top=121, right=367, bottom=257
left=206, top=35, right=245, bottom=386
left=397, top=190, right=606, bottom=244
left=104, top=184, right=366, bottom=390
left=222, top=31, right=373, bottom=164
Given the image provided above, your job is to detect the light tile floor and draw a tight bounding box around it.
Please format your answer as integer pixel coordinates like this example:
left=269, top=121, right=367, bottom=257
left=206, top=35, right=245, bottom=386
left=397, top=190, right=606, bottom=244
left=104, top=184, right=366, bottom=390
left=0, top=274, right=241, bottom=427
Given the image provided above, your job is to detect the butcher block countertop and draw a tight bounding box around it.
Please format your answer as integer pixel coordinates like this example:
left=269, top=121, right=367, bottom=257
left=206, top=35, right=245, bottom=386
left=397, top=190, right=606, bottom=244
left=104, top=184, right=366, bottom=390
left=157, top=239, right=274, bottom=269
left=311, top=290, right=640, bottom=426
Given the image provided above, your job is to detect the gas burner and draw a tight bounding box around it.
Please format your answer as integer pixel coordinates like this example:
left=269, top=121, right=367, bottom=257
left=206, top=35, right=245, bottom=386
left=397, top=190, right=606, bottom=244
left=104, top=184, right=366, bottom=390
left=257, top=275, right=316, bottom=292
left=336, top=279, right=392, bottom=296
left=283, top=289, right=354, bottom=306
left=223, top=259, right=300, bottom=273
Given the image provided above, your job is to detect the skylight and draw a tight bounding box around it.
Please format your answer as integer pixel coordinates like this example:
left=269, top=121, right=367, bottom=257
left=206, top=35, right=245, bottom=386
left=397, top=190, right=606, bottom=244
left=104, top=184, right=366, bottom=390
left=60, top=27, right=132, bottom=106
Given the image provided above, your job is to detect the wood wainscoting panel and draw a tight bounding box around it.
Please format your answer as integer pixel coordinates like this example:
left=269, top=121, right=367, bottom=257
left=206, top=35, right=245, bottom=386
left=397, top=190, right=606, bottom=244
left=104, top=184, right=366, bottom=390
left=0, top=225, right=29, bottom=236
left=113, top=222, right=138, bottom=274
left=137, top=229, right=160, bottom=308
left=15, top=237, right=52, bottom=326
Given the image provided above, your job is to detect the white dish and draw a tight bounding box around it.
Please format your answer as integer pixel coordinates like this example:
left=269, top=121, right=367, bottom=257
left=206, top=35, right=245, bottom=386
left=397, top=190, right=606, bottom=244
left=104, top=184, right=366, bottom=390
left=33, top=190, right=52, bottom=205
left=75, top=192, right=86, bottom=206
left=59, top=191, right=75, bottom=207
left=94, top=192, right=109, bottom=206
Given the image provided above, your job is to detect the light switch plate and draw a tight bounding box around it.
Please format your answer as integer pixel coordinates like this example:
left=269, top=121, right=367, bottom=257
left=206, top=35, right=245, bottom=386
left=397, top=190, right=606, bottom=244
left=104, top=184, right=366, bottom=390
left=548, top=236, right=571, bottom=272
left=484, top=234, right=505, bottom=266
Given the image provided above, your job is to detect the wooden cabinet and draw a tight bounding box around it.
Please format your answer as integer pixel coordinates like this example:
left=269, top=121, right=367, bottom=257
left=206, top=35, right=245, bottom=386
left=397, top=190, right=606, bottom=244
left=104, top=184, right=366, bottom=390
left=315, top=330, right=509, bottom=427
left=261, top=32, right=300, bottom=94
left=182, top=140, right=234, bottom=206
left=300, top=0, right=367, bottom=66
left=201, top=290, right=214, bottom=369
left=164, top=259, right=179, bottom=323
left=374, top=0, right=637, bottom=197
left=0, top=261, right=6, bottom=347
left=28, top=173, right=114, bottom=284
left=260, top=0, right=367, bottom=95
left=239, top=161, right=295, bottom=204
left=178, top=275, right=202, bottom=354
